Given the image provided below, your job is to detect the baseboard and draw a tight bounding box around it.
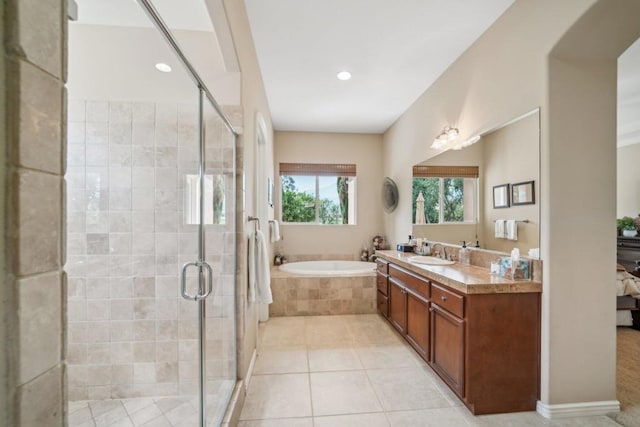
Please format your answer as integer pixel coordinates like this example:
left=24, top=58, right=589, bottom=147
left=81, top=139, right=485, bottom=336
left=221, top=380, right=244, bottom=427
left=245, top=348, right=258, bottom=390
left=537, top=400, right=620, bottom=419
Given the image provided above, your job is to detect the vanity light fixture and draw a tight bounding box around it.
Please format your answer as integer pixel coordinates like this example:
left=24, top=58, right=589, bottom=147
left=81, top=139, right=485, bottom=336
left=431, top=126, right=459, bottom=149
left=336, top=70, right=352, bottom=81
left=155, top=63, right=172, bottom=73
left=452, top=135, right=481, bottom=150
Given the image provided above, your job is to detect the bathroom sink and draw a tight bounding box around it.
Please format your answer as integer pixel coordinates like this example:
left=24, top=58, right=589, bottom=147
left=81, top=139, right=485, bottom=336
left=408, top=256, right=455, bottom=266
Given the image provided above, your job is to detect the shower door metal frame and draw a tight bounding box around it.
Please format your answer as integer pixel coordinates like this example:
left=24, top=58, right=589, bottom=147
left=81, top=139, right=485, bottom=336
left=135, top=1, right=239, bottom=425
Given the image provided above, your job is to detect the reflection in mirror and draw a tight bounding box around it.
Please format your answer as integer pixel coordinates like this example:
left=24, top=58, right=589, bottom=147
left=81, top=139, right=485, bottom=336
left=184, top=174, right=226, bottom=224
left=412, top=109, right=540, bottom=257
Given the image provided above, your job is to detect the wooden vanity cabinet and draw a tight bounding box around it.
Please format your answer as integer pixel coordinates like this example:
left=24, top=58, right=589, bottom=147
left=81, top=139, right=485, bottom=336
left=388, top=278, right=406, bottom=333
left=376, top=259, right=389, bottom=318
left=380, top=258, right=541, bottom=415
left=405, top=290, right=430, bottom=360
left=430, top=302, right=465, bottom=396
left=387, top=265, right=431, bottom=361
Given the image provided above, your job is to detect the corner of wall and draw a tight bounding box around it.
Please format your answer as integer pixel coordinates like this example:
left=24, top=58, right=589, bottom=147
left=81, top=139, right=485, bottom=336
left=0, top=0, right=9, bottom=423
left=3, top=0, right=67, bottom=424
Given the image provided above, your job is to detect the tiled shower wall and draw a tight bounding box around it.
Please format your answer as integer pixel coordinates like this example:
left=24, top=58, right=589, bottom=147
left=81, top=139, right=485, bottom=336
left=65, top=99, right=236, bottom=400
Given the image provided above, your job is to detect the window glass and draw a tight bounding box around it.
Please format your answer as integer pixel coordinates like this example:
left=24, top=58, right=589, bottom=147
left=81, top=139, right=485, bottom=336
left=282, top=175, right=356, bottom=224
left=412, top=177, right=477, bottom=224
left=281, top=175, right=316, bottom=223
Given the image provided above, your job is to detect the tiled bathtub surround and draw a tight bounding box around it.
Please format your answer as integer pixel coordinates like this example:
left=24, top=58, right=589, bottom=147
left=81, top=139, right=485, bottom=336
left=270, top=269, right=376, bottom=316
left=65, top=99, right=236, bottom=401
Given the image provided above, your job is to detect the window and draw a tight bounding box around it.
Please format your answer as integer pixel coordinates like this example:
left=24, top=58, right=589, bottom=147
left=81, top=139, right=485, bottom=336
left=412, top=166, right=478, bottom=224
left=280, top=163, right=356, bottom=224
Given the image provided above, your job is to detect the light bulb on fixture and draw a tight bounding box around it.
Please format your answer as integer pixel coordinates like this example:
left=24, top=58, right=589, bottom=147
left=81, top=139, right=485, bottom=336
left=431, top=126, right=459, bottom=149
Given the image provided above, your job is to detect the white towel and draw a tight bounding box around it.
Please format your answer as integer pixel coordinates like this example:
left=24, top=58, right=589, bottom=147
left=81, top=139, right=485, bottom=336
left=270, top=219, right=281, bottom=242
left=495, top=220, right=506, bottom=239
left=248, top=230, right=273, bottom=304
left=506, top=220, right=518, bottom=241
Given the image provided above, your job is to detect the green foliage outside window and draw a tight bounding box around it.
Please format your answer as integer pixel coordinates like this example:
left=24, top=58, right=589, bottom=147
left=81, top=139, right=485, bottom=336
left=281, top=175, right=350, bottom=224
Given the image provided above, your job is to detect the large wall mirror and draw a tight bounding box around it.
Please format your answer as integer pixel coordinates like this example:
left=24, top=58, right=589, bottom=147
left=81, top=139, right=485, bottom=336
left=412, top=108, right=540, bottom=257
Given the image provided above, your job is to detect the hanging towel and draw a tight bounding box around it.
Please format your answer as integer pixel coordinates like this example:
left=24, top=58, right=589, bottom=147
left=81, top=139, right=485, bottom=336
left=495, top=220, right=506, bottom=239
left=270, top=219, right=281, bottom=243
left=248, top=230, right=273, bottom=304
left=506, top=220, right=518, bottom=241
left=248, top=233, right=257, bottom=303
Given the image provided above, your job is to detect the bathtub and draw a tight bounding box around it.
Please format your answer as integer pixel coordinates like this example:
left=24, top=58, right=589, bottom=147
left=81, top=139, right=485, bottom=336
left=278, top=260, right=376, bottom=276
left=270, top=260, right=377, bottom=316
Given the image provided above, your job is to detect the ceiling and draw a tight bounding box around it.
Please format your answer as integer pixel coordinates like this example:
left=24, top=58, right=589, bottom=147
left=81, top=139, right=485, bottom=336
left=69, top=0, right=640, bottom=144
left=68, top=0, right=240, bottom=105
left=245, top=0, right=515, bottom=134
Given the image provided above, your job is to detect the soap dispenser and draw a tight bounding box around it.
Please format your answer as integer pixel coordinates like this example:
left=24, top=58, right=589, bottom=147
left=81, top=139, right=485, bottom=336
left=459, top=241, right=470, bottom=266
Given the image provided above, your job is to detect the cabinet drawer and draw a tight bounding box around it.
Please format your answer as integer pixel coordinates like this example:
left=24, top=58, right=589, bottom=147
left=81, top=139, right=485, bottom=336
left=376, top=272, right=389, bottom=295
left=376, top=259, right=389, bottom=274
left=377, top=291, right=389, bottom=318
left=431, top=283, right=464, bottom=318
left=389, top=264, right=430, bottom=299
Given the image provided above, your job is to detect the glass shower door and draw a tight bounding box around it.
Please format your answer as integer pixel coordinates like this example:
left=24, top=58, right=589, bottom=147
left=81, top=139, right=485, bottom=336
left=176, top=88, right=237, bottom=427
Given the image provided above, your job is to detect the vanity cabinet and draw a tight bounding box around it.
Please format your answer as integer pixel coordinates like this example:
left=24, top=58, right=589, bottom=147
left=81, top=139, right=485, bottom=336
left=376, top=259, right=389, bottom=318
left=430, top=302, right=465, bottom=396
left=388, top=265, right=431, bottom=360
left=388, top=278, right=407, bottom=333
left=377, top=253, right=541, bottom=415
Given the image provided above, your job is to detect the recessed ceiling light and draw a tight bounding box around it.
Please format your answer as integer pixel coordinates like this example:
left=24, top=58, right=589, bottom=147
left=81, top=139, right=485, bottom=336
left=336, top=71, right=352, bottom=81
left=155, top=63, right=172, bottom=73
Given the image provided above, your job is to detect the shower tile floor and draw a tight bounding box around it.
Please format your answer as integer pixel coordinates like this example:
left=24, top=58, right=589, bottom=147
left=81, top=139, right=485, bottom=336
left=239, top=314, right=622, bottom=427
left=69, top=384, right=233, bottom=427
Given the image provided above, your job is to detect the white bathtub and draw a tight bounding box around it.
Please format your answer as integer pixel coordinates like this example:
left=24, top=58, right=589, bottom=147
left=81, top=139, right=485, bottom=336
left=278, top=260, right=376, bottom=276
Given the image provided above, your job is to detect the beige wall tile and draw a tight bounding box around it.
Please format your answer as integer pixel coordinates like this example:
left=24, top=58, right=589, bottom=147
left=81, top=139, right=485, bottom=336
left=8, top=60, right=63, bottom=174
left=17, top=271, right=62, bottom=384
left=8, top=0, right=63, bottom=78
left=10, top=170, right=62, bottom=275
left=16, top=365, right=63, bottom=427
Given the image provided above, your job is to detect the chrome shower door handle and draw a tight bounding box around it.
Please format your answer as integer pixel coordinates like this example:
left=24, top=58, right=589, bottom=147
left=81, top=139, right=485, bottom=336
left=181, top=261, right=214, bottom=301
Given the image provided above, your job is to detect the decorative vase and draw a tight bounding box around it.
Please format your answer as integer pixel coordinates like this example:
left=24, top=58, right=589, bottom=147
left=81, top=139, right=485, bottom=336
left=622, top=229, right=638, bottom=237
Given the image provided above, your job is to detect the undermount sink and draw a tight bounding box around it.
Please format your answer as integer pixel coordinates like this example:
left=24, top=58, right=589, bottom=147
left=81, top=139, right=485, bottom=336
left=408, top=256, right=455, bottom=266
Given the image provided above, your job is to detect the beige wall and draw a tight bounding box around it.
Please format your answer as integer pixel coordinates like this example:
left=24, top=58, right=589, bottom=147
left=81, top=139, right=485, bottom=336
left=3, top=0, right=67, bottom=425
left=274, top=131, right=384, bottom=257
left=222, top=0, right=274, bottom=385
left=482, top=111, right=539, bottom=254
left=383, top=0, right=640, bottom=413
left=617, top=143, right=640, bottom=218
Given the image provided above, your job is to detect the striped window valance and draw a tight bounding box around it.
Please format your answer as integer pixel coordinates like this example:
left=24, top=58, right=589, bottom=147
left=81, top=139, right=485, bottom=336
left=279, top=163, right=356, bottom=177
left=412, top=165, right=479, bottom=178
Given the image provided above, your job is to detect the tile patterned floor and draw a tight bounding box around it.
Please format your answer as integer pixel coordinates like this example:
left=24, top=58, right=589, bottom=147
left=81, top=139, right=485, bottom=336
left=239, top=314, right=623, bottom=427
left=68, top=392, right=234, bottom=427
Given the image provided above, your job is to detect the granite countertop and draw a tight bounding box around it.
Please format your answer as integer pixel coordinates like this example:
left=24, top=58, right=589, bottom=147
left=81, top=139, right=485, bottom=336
left=375, top=250, right=542, bottom=295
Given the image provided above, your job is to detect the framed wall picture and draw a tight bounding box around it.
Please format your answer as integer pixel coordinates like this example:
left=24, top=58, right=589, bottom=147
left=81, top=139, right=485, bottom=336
left=493, top=184, right=510, bottom=209
left=511, top=180, right=535, bottom=206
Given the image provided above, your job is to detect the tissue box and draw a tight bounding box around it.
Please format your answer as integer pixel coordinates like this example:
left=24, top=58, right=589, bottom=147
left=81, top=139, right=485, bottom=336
left=499, top=258, right=530, bottom=280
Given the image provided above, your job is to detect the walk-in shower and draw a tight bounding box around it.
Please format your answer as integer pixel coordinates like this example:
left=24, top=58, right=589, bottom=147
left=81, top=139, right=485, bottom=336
left=65, top=1, right=238, bottom=425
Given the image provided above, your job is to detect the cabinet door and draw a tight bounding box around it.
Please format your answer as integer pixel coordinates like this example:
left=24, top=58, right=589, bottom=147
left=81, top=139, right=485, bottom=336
left=406, top=291, right=429, bottom=361
left=430, top=304, right=465, bottom=397
left=376, top=272, right=389, bottom=296
left=377, top=291, right=389, bottom=318
left=389, top=279, right=407, bottom=334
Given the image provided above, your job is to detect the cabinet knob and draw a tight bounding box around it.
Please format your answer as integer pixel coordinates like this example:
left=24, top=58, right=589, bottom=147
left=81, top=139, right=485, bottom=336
left=441, top=296, right=447, bottom=302
left=429, top=307, right=434, bottom=313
